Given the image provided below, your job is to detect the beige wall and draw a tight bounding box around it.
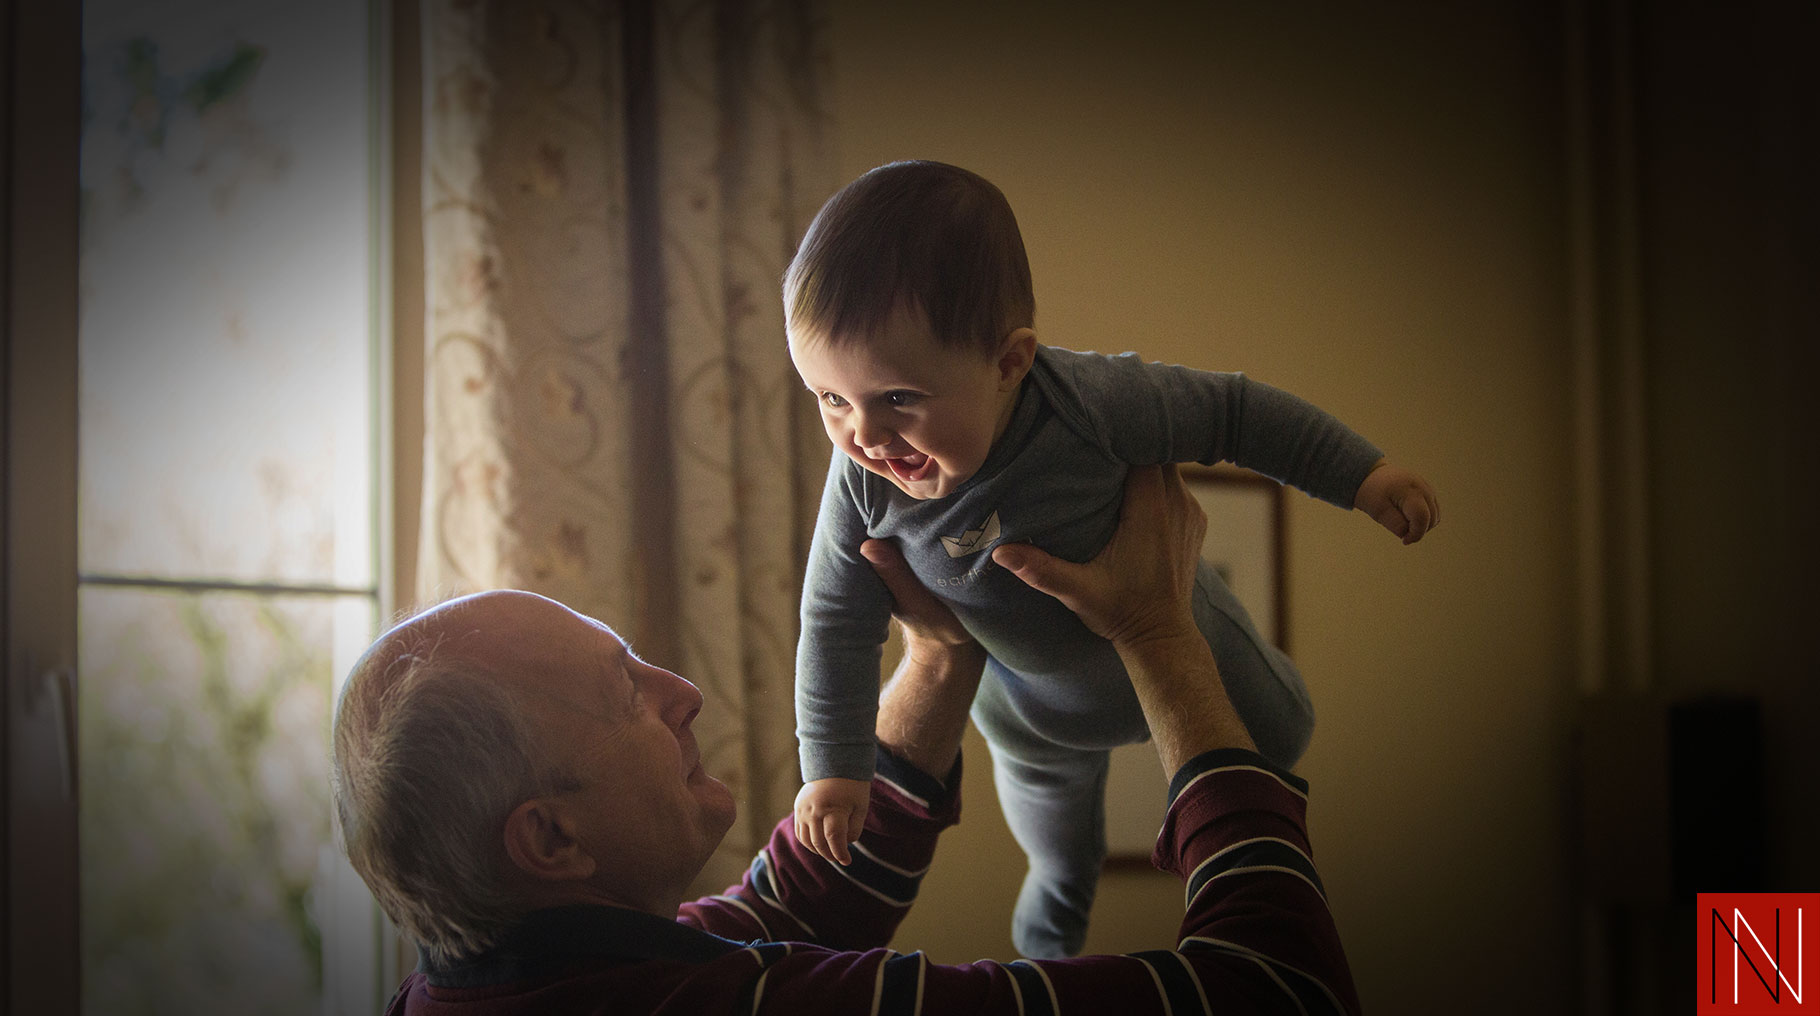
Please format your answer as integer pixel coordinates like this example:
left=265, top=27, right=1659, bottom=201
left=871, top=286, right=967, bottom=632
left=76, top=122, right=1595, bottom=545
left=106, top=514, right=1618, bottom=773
left=826, top=2, right=1579, bottom=1008
left=825, top=3, right=1820, bottom=1011
left=376, top=3, right=1814, bottom=1009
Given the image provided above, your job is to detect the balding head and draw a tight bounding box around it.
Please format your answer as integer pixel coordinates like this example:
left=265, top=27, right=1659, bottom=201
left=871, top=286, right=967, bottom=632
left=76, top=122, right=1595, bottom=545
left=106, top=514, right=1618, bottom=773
left=332, top=590, right=735, bottom=963
left=330, top=591, right=578, bottom=963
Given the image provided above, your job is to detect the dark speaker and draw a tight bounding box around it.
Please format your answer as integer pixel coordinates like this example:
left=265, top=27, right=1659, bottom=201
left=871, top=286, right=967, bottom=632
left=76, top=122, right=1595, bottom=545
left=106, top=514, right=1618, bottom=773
left=1668, top=696, right=1765, bottom=898
left=1578, top=693, right=1765, bottom=903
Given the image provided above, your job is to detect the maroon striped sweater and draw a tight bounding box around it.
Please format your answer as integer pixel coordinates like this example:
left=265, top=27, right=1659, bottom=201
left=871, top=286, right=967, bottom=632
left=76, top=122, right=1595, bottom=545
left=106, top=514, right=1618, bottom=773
left=385, top=746, right=1359, bottom=1015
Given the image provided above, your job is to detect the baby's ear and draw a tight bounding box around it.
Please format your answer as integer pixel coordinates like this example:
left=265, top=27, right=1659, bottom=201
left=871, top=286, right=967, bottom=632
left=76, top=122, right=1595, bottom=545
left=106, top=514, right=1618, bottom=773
left=995, top=327, right=1038, bottom=391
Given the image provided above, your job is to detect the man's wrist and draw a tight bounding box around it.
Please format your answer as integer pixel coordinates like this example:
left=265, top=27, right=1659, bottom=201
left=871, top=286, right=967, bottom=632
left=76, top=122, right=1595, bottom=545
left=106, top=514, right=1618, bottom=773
left=901, top=637, right=986, bottom=675
left=1116, top=623, right=1258, bottom=774
left=1106, top=612, right=1202, bottom=657
left=875, top=637, right=985, bottom=781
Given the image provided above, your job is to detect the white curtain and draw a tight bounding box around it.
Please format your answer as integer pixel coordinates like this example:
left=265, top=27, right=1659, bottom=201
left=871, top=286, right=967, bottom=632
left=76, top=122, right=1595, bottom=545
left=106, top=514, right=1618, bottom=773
left=418, top=0, right=833, bottom=891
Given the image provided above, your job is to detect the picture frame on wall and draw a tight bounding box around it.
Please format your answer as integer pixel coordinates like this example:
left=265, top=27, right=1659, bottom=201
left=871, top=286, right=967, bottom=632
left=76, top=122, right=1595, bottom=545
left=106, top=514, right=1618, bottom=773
left=1102, top=463, right=1288, bottom=866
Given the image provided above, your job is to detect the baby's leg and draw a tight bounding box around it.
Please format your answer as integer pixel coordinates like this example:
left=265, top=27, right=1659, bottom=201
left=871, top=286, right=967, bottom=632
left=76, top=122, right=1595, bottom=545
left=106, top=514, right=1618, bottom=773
left=973, top=667, right=1111, bottom=960
left=1193, top=560, right=1314, bottom=767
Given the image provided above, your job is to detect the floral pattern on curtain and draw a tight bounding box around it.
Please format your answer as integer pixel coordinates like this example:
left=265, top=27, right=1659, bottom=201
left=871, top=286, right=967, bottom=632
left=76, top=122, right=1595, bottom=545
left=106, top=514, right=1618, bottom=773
left=419, top=0, right=833, bottom=891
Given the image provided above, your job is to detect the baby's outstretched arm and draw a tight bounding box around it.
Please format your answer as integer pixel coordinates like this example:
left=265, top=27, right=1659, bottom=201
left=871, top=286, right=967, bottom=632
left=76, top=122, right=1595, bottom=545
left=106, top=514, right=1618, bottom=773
left=794, top=777, right=871, bottom=866
left=1355, top=458, right=1441, bottom=544
left=794, top=536, right=983, bottom=867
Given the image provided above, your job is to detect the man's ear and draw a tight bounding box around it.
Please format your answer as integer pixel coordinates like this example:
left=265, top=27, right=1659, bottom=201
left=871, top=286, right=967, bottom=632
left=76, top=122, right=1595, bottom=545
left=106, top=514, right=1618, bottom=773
left=995, top=327, right=1038, bottom=391
left=503, top=798, right=597, bottom=882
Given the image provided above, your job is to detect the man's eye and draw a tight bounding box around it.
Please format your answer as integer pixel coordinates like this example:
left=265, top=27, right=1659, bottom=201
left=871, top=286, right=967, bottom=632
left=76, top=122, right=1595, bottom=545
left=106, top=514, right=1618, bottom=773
left=884, top=391, right=919, bottom=408
left=820, top=392, right=848, bottom=409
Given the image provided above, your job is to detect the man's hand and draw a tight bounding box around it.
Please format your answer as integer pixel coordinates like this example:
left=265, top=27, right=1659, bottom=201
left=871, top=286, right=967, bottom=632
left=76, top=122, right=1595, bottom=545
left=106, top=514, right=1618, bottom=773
left=1355, top=460, right=1440, bottom=545
left=993, top=464, right=1256, bottom=773
left=794, top=777, right=872, bottom=866
left=861, top=539, right=977, bottom=666
left=990, top=464, right=1206, bottom=648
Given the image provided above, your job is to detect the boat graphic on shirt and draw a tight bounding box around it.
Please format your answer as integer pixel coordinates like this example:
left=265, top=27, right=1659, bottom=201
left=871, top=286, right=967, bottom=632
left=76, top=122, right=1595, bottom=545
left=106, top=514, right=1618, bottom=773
left=940, top=510, right=1001, bottom=558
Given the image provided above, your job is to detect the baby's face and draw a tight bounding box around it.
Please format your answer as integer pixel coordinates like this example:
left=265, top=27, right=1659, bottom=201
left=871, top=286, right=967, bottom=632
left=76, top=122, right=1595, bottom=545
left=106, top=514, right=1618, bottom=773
left=789, top=306, right=1022, bottom=500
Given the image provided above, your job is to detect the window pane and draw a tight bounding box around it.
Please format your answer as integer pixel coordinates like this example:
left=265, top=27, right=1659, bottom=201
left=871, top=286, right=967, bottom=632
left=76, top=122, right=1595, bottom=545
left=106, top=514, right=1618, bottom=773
left=78, top=586, right=364, bottom=1015
left=79, top=0, right=374, bottom=587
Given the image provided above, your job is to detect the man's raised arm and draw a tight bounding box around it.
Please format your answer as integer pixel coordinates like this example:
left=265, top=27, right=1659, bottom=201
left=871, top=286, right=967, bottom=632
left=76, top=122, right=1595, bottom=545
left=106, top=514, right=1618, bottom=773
left=989, top=465, right=1362, bottom=1015
left=677, top=537, right=983, bottom=950
left=692, top=467, right=1360, bottom=1014
left=864, top=537, right=987, bottom=781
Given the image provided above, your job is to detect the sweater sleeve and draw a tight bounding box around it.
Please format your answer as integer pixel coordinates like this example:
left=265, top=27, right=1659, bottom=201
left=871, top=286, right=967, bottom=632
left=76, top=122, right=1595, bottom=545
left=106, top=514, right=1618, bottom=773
left=794, top=450, right=897, bottom=783
left=1036, top=347, right=1383, bottom=509
left=698, top=748, right=1360, bottom=1016
left=677, top=747, right=960, bottom=949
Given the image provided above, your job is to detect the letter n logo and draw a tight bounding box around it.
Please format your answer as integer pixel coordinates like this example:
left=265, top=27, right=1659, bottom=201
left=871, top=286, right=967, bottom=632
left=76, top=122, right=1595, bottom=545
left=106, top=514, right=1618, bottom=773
left=1698, top=892, right=1819, bottom=1014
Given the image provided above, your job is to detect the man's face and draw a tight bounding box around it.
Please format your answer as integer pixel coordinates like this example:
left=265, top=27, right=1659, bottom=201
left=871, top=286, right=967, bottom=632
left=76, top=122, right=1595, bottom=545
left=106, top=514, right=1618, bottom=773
left=475, top=593, right=737, bottom=912
left=789, top=305, right=1022, bottom=500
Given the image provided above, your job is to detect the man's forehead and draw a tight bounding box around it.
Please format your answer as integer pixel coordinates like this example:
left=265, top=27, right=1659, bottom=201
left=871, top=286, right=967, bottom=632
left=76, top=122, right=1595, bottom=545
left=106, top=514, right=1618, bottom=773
left=411, top=590, right=625, bottom=674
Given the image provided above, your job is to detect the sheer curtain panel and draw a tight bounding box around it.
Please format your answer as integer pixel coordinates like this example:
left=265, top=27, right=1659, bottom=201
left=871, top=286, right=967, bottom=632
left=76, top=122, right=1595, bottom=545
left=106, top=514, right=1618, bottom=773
left=418, top=0, right=833, bottom=889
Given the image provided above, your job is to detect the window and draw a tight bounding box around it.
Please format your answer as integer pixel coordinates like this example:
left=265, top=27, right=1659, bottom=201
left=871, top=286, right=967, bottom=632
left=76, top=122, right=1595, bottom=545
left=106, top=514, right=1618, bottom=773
left=77, top=0, right=388, bottom=1010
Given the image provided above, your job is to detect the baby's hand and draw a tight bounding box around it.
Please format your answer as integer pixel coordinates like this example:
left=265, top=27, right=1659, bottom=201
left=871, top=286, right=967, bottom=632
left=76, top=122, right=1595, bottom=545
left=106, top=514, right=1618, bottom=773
left=794, top=777, right=871, bottom=866
left=1355, top=460, right=1440, bottom=544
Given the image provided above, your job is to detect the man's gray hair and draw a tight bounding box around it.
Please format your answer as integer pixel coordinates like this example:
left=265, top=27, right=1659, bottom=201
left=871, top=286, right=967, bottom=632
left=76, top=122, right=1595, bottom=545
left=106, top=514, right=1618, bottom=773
left=330, top=627, right=558, bottom=964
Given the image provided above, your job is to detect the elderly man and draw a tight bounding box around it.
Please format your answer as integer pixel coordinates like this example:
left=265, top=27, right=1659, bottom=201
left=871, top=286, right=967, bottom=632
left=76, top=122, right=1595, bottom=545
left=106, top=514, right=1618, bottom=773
left=332, top=466, right=1359, bottom=1015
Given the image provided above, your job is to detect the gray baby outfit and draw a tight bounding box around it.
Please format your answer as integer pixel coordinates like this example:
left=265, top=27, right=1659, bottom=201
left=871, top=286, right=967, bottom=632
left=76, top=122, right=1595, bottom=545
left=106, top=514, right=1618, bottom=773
left=796, top=345, right=1382, bottom=957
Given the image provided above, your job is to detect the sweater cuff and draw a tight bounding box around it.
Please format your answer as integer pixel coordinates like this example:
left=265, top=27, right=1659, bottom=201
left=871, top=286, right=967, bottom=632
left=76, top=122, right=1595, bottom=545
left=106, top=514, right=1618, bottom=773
left=875, top=743, right=961, bottom=818
left=1167, top=747, right=1307, bottom=806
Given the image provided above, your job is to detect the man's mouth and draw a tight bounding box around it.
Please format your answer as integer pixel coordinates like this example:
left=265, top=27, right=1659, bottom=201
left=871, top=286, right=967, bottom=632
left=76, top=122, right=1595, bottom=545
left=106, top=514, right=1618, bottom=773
left=882, top=452, right=934, bottom=483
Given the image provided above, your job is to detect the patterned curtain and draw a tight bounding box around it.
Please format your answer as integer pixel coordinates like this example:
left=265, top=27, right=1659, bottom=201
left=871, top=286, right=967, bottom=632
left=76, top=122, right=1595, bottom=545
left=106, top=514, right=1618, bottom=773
left=418, top=0, right=833, bottom=891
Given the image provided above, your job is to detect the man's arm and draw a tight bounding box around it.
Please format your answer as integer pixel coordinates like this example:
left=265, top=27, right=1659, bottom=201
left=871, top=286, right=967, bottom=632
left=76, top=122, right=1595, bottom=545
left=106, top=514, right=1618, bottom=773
left=987, top=465, right=1360, bottom=1014
left=865, top=537, right=986, bottom=779
left=686, top=469, right=1357, bottom=1015
left=681, top=536, right=982, bottom=948
left=679, top=746, right=960, bottom=950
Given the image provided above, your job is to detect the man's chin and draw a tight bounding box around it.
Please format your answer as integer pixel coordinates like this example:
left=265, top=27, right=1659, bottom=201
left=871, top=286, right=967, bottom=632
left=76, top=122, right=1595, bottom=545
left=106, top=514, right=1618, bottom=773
left=708, top=802, right=737, bottom=844
left=696, top=773, right=737, bottom=829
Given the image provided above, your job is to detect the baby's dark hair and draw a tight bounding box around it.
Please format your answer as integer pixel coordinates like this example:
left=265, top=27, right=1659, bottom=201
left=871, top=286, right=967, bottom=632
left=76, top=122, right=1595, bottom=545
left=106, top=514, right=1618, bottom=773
left=784, top=161, right=1034, bottom=357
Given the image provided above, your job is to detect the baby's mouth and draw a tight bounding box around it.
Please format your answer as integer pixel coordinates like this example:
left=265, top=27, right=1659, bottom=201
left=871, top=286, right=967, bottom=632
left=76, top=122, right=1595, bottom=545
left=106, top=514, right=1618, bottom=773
left=883, top=452, right=934, bottom=483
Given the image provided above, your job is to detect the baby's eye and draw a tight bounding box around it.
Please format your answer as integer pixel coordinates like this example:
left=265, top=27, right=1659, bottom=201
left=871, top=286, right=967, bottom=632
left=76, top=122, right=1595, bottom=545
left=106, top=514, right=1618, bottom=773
left=884, top=391, right=921, bottom=408
left=820, top=391, right=848, bottom=409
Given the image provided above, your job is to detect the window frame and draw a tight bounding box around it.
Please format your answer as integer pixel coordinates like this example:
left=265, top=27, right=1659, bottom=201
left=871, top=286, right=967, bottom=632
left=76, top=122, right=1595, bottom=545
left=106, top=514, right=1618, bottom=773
left=4, top=0, right=413, bottom=1007
left=5, top=0, right=83, bottom=1010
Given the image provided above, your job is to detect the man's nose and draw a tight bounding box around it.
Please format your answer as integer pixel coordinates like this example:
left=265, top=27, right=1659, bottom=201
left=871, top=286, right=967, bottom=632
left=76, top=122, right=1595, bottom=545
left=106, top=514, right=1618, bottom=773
left=655, top=668, right=704, bottom=729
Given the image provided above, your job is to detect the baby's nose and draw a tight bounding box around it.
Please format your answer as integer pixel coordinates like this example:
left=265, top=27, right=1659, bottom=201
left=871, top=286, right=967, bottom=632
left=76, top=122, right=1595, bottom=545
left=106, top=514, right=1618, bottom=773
left=852, top=413, right=892, bottom=451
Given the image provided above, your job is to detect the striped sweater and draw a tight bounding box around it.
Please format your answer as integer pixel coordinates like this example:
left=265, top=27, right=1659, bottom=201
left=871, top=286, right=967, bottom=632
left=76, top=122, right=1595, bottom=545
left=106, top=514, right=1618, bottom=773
left=387, top=747, right=1360, bottom=1015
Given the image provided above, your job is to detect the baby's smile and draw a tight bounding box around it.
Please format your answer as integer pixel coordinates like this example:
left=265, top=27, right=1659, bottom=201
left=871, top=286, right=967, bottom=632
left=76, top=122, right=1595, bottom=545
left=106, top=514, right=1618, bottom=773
left=788, top=303, right=1032, bottom=503
left=878, top=451, right=934, bottom=484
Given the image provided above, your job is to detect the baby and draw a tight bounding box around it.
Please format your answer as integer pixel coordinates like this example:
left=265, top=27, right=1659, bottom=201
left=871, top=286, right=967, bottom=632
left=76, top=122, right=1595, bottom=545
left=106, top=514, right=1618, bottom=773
left=786, top=161, right=1437, bottom=958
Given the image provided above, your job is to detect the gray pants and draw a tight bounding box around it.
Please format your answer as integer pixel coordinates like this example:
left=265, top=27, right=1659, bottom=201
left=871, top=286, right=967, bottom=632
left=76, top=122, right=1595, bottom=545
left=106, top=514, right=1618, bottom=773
left=970, top=561, right=1311, bottom=959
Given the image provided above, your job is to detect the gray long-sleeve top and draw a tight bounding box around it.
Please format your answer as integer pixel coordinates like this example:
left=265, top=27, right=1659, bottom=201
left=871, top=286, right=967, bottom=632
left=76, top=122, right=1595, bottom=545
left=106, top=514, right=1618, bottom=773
left=795, top=346, right=1383, bottom=783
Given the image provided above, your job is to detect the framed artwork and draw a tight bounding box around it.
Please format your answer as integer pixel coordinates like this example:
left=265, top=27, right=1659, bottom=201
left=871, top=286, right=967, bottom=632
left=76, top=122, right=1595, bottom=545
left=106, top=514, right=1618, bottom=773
left=1102, top=464, right=1288, bottom=866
